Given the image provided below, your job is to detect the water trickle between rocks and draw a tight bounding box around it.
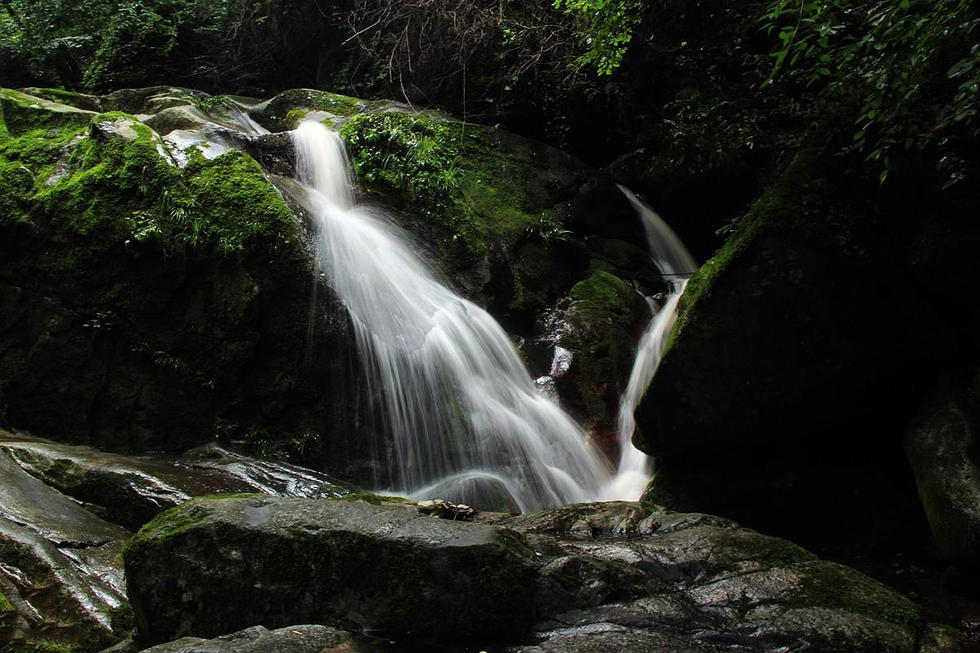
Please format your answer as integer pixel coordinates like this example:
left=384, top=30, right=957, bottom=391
left=604, top=187, right=698, bottom=501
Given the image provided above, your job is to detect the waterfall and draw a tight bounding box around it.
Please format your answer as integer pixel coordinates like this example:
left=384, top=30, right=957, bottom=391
left=291, top=121, right=613, bottom=512
left=603, top=187, right=697, bottom=500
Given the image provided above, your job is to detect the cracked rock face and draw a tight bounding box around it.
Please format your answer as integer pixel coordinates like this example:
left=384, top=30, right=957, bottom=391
left=126, top=498, right=967, bottom=652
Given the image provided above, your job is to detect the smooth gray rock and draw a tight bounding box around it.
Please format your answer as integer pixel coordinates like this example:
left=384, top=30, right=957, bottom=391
left=125, top=497, right=538, bottom=644
left=0, top=433, right=352, bottom=531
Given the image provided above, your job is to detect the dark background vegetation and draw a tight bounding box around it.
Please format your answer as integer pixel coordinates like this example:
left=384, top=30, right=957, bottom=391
left=3, top=0, right=978, bottom=259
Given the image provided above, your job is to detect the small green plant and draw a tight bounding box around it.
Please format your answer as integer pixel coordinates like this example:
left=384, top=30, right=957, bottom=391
left=193, top=94, right=233, bottom=116
left=152, top=350, right=183, bottom=372
left=82, top=310, right=115, bottom=330
left=527, top=213, right=572, bottom=243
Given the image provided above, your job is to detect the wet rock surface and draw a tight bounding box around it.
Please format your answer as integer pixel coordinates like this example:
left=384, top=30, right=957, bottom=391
left=0, top=430, right=356, bottom=651
left=138, top=624, right=374, bottom=653
left=126, top=499, right=967, bottom=652
left=0, top=442, right=130, bottom=650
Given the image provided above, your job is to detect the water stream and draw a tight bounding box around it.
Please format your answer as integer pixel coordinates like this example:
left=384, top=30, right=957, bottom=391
left=289, top=121, right=695, bottom=511
left=605, top=187, right=698, bottom=500
left=292, top=122, right=613, bottom=512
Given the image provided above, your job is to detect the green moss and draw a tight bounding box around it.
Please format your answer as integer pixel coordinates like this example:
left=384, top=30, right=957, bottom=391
left=30, top=115, right=175, bottom=259
left=341, top=111, right=560, bottom=265
left=285, top=108, right=310, bottom=127
left=0, top=590, right=12, bottom=611
left=563, top=271, right=645, bottom=424
left=667, top=149, right=823, bottom=352
left=123, top=500, right=211, bottom=561
left=0, top=124, right=85, bottom=172
left=108, top=603, right=135, bottom=635
left=570, top=270, right=634, bottom=316
left=4, top=110, right=297, bottom=269
left=19, top=88, right=102, bottom=112
left=0, top=88, right=95, bottom=136
left=337, top=493, right=414, bottom=505
left=793, top=560, right=920, bottom=627
left=19, top=642, right=75, bottom=653
left=257, top=89, right=364, bottom=131
left=172, top=150, right=298, bottom=255
left=0, top=158, right=36, bottom=227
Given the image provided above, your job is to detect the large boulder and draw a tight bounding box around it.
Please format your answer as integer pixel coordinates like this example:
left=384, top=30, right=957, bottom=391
left=632, top=149, right=960, bottom=541
left=0, top=89, right=374, bottom=482
left=0, top=428, right=364, bottom=652
left=906, top=376, right=980, bottom=592
left=124, top=498, right=965, bottom=651
left=124, top=496, right=539, bottom=644
left=0, top=432, right=352, bottom=530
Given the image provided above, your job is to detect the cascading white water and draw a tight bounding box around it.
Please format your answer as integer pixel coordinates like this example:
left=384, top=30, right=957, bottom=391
left=603, top=187, right=698, bottom=500
left=292, top=121, right=613, bottom=512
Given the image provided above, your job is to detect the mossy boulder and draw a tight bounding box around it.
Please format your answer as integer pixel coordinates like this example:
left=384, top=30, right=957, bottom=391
left=124, top=496, right=539, bottom=645
left=139, top=625, right=370, bottom=653
left=125, top=498, right=958, bottom=651
left=19, top=87, right=104, bottom=113
left=632, top=149, right=947, bottom=541
left=0, top=90, right=370, bottom=479
left=0, top=88, right=96, bottom=136
left=557, top=270, right=650, bottom=436
left=906, top=377, right=980, bottom=588
left=249, top=88, right=369, bottom=132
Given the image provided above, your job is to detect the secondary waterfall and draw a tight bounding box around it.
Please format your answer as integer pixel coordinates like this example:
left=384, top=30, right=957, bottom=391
left=291, top=121, right=613, bottom=512
left=603, top=187, right=698, bottom=500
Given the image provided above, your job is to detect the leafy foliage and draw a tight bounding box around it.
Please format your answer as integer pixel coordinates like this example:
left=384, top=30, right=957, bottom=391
left=553, top=0, right=644, bottom=75
left=0, top=0, right=341, bottom=94
left=762, top=0, right=980, bottom=185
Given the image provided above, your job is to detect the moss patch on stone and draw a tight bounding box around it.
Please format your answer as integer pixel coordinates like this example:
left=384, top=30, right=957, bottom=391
left=337, top=492, right=414, bottom=506
left=341, top=111, right=567, bottom=266
left=562, top=270, right=646, bottom=425
left=0, top=88, right=96, bottom=136
left=20, top=88, right=103, bottom=112
left=793, top=560, right=920, bottom=628
left=171, top=150, right=298, bottom=255
left=254, top=89, right=364, bottom=131
left=18, top=642, right=76, bottom=653
left=123, top=500, right=212, bottom=561
left=0, top=109, right=298, bottom=273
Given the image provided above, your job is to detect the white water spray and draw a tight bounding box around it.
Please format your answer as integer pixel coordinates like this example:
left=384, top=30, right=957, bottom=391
left=603, top=187, right=698, bottom=500
left=292, top=121, right=613, bottom=512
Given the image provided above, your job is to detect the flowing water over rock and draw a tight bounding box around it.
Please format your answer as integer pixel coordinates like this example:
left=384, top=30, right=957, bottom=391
left=291, top=121, right=614, bottom=512
left=605, top=187, right=698, bottom=501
